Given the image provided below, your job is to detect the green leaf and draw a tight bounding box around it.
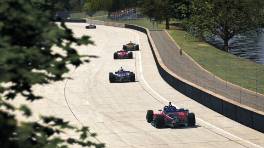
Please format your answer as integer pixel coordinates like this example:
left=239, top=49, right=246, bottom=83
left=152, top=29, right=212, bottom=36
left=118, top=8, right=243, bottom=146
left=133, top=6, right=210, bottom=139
left=19, top=105, right=32, bottom=117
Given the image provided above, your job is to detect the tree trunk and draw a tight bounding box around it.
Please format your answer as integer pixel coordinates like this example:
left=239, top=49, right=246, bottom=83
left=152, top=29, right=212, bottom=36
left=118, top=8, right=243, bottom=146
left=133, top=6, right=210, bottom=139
left=165, top=18, right=170, bottom=29
left=223, top=39, right=229, bottom=52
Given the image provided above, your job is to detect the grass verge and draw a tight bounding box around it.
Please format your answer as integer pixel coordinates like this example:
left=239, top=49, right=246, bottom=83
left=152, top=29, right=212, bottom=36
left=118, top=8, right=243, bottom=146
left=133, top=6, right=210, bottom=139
left=168, top=29, right=264, bottom=94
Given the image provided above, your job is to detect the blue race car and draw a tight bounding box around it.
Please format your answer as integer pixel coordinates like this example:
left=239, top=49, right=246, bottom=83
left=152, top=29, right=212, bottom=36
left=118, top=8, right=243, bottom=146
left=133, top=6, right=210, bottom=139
left=109, top=67, right=135, bottom=83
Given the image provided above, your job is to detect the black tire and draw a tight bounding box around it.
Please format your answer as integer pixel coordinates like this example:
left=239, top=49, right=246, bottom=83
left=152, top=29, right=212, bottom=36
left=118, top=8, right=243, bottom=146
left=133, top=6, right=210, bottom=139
left=188, top=113, right=196, bottom=127
left=130, top=73, right=135, bottom=82
left=146, top=110, right=153, bottom=123
left=123, top=45, right=127, bottom=50
left=135, top=44, right=139, bottom=50
left=128, top=52, right=133, bottom=59
left=109, top=73, right=115, bottom=83
left=113, top=53, right=118, bottom=59
left=154, top=115, right=165, bottom=128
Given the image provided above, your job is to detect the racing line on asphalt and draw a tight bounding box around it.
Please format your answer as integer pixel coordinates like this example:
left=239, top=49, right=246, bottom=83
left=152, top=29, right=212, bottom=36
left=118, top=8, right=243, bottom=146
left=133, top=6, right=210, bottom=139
left=62, top=25, right=263, bottom=148
left=62, top=25, right=112, bottom=144
left=63, top=67, right=103, bottom=144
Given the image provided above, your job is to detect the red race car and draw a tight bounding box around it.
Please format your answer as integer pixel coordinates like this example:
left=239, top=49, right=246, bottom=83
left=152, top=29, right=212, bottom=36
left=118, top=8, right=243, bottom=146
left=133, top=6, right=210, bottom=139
left=113, top=50, right=133, bottom=59
left=146, top=102, right=196, bottom=128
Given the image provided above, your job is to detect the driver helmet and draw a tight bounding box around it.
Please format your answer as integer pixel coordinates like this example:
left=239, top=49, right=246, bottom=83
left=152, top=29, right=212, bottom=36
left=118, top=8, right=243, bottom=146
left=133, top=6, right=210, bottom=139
left=120, top=67, right=124, bottom=71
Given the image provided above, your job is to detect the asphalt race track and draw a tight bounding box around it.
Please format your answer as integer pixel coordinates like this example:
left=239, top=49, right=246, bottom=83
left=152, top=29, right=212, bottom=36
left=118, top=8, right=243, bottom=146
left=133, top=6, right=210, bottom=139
left=21, top=23, right=264, bottom=148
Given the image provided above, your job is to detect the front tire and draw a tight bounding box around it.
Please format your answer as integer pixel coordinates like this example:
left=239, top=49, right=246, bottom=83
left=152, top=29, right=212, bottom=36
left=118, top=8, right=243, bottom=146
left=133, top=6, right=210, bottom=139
left=146, top=110, right=153, bottom=123
left=188, top=113, right=195, bottom=127
left=128, top=52, right=133, bottom=59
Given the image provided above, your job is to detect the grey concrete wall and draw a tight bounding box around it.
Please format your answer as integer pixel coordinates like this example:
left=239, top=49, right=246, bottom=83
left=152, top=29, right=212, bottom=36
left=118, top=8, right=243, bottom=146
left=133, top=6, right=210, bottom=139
left=87, top=19, right=125, bottom=27
left=124, top=24, right=264, bottom=133
left=86, top=19, right=105, bottom=25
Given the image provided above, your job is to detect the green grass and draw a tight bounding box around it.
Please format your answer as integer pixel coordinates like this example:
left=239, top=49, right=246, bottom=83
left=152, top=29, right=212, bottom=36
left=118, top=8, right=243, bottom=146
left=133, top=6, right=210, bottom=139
left=70, top=12, right=86, bottom=19
left=168, top=29, right=264, bottom=94
left=92, top=11, right=108, bottom=17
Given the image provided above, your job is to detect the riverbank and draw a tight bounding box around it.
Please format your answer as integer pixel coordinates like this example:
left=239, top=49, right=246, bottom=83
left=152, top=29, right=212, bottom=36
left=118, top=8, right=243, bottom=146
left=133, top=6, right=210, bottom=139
left=168, top=29, right=264, bottom=94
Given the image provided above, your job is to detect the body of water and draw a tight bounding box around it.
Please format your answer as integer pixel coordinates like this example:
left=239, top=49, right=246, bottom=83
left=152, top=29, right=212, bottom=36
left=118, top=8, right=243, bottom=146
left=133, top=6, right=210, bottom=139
left=206, top=30, right=264, bottom=64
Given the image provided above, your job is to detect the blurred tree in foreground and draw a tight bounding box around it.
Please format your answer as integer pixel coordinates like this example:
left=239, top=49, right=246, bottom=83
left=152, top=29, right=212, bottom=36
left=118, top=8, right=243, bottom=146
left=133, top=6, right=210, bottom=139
left=0, top=0, right=104, bottom=147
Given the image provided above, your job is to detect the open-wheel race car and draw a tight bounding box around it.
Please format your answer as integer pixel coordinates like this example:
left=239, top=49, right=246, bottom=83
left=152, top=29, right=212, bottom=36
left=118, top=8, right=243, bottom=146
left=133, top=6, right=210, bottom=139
left=146, top=102, right=196, bottom=128
left=85, top=24, right=96, bottom=29
left=109, top=67, right=135, bottom=83
left=123, top=42, right=139, bottom=51
left=114, top=50, right=133, bottom=59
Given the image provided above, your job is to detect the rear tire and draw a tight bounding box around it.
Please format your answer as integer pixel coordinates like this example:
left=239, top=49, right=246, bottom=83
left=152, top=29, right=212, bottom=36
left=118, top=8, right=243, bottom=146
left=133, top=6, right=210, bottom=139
left=188, top=113, right=195, bottom=127
left=123, top=45, right=127, bottom=51
left=135, top=45, right=139, bottom=50
left=146, top=110, right=153, bottom=123
left=154, top=115, right=165, bottom=128
left=109, top=73, right=115, bottom=83
left=130, top=73, right=135, bottom=82
left=114, top=53, right=118, bottom=59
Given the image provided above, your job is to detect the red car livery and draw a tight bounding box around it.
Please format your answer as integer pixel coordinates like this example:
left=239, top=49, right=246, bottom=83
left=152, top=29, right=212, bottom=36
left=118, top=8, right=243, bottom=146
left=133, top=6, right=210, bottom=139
left=113, top=50, right=133, bottom=59
left=146, top=104, right=196, bottom=128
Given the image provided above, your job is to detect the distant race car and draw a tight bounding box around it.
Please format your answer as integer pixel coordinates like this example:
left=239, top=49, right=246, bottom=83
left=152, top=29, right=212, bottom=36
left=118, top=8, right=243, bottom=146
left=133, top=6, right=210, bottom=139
left=85, top=24, right=96, bottom=29
left=114, top=50, right=133, bottom=59
left=109, top=68, right=135, bottom=83
left=123, top=42, right=139, bottom=51
left=146, top=102, right=195, bottom=128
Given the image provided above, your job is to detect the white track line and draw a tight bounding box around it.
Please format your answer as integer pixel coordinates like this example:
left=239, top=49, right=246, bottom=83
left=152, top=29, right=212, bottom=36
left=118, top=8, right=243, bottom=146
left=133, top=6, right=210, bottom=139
left=129, top=29, right=263, bottom=148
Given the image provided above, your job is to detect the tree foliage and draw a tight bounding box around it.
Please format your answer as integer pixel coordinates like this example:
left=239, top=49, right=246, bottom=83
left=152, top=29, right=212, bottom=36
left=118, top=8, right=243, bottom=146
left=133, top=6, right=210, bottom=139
left=83, top=0, right=113, bottom=16
left=0, top=99, right=104, bottom=148
left=140, top=0, right=191, bottom=29
left=109, top=0, right=139, bottom=12
left=187, top=0, right=264, bottom=51
left=0, top=0, right=104, bottom=147
left=83, top=0, right=140, bottom=16
left=0, top=0, right=92, bottom=101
